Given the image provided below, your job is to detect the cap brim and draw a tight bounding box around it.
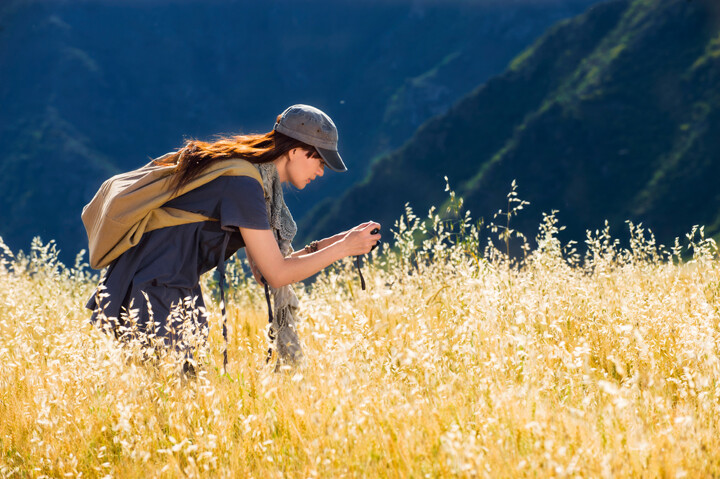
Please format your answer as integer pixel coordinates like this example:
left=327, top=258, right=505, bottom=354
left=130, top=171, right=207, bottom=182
left=316, top=147, right=347, bottom=172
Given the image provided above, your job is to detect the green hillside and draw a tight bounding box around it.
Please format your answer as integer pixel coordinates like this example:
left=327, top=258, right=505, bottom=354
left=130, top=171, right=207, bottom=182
left=303, top=0, right=720, bottom=250
left=1, top=109, right=117, bottom=247
left=0, top=0, right=597, bottom=261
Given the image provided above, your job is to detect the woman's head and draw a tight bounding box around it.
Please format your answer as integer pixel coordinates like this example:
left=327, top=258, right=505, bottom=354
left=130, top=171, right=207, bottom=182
left=157, top=104, right=345, bottom=191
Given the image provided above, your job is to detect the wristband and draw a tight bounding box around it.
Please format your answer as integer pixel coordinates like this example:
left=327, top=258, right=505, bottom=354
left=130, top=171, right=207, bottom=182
left=305, top=240, right=319, bottom=253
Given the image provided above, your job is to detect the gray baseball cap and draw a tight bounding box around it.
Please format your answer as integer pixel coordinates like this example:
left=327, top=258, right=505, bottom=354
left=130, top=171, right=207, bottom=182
left=273, top=104, right=347, bottom=172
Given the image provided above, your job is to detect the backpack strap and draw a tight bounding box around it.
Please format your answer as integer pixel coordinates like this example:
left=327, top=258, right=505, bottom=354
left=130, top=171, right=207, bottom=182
left=218, top=231, right=231, bottom=374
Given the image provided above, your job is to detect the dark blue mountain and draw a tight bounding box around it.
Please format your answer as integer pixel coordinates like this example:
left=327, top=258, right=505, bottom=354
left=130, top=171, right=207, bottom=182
left=304, top=0, right=720, bottom=251
left=0, top=0, right=599, bottom=261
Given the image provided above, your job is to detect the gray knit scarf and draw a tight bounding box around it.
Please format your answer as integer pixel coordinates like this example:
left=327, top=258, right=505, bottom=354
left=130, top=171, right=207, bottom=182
left=256, top=162, right=304, bottom=368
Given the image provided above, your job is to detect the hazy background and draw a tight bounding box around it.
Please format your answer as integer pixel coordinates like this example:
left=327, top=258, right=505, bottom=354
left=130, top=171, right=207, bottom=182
left=1, top=0, right=718, bottom=264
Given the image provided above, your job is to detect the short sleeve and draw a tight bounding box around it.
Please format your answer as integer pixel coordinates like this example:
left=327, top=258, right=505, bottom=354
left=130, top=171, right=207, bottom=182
left=218, top=176, right=270, bottom=231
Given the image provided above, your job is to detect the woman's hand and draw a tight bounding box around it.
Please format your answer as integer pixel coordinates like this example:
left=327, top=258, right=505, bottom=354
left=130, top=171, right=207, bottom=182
left=340, top=222, right=382, bottom=256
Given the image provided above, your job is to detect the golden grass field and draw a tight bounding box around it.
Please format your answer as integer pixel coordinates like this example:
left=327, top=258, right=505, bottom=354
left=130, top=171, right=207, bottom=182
left=1, top=199, right=719, bottom=478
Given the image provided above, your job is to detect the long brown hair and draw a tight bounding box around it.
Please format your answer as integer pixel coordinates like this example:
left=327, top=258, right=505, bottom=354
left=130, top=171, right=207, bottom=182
left=155, top=128, right=317, bottom=191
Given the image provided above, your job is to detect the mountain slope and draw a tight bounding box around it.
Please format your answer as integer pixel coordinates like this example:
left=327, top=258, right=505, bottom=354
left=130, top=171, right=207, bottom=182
left=0, top=0, right=598, bottom=260
left=304, top=0, right=720, bottom=250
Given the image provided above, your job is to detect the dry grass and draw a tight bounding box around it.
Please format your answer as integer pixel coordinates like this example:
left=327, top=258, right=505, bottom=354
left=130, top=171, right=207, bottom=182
left=1, top=194, right=719, bottom=478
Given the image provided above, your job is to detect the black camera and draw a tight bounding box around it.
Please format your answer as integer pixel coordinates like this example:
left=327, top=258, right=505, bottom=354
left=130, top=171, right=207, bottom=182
left=370, top=228, right=380, bottom=251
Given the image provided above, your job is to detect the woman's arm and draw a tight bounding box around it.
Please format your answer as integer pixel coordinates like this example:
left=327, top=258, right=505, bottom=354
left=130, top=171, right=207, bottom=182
left=240, top=222, right=381, bottom=289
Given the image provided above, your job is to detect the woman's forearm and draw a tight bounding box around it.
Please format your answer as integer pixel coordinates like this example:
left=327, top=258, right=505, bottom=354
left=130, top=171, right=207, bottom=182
left=275, top=245, right=347, bottom=286
left=241, top=228, right=347, bottom=288
left=290, top=232, right=346, bottom=258
left=241, top=224, right=380, bottom=289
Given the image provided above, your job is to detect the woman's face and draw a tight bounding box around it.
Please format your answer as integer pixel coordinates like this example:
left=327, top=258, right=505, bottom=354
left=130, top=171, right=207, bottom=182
left=286, top=148, right=325, bottom=189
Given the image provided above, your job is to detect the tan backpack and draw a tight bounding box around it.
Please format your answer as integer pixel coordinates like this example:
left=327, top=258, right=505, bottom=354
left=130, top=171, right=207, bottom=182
left=82, top=155, right=264, bottom=269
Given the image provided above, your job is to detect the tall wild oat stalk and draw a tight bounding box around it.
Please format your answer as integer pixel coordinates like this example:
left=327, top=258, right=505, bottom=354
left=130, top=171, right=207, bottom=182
left=0, top=184, right=719, bottom=478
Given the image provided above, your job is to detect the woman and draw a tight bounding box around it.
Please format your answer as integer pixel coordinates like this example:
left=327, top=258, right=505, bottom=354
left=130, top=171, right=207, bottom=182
left=86, top=104, right=381, bottom=370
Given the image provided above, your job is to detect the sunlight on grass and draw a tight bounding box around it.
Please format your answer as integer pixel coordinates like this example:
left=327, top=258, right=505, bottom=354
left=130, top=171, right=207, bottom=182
left=1, top=185, right=719, bottom=477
